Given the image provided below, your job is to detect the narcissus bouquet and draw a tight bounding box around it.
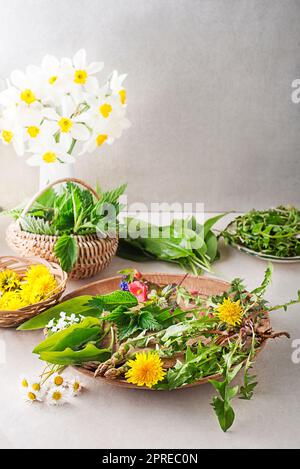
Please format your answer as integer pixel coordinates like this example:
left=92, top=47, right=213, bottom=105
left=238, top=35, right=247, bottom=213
left=19, top=265, right=300, bottom=431
left=0, top=49, right=130, bottom=166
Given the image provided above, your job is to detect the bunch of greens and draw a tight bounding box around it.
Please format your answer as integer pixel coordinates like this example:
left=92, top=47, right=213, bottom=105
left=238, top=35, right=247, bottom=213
left=221, top=206, right=300, bottom=258
left=4, top=182, right=126, bottom=272
left=117, top=214, right=225, bottom=275
left=20, top=266, right=300, bottom=432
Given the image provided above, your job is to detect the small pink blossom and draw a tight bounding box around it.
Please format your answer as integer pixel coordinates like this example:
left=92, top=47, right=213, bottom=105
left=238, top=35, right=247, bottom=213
left=128, top=281, right=148, bottom=302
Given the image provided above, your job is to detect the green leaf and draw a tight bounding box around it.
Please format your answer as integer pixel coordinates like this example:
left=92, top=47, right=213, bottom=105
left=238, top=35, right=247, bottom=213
left=17, top=295, right=95, bottom=330
left=251, top=263, right=273, bottom=297
left=211, top=397, right=235, bottom=432
left=19, top=215, right=57, bottom=235
left=33, top=317, right=102, bottom=354
left=204, top=213, right=226, bottom=237
left=39, top=343, right=111, bottom=365
left=87, top=291, right=138, bottom=312
left=54, top=234, right=78, bottom=272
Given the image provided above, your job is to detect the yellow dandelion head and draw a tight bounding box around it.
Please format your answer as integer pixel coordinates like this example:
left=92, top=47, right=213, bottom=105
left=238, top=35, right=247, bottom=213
left=216, top=297, right=244, bottom=327
left=125, top=351, right=166, bottom=388
left=0, top=291, right=26, bottom=310
left=25, top=264, right=51, bottom=283
left=0, top=269, right=21, bottom=292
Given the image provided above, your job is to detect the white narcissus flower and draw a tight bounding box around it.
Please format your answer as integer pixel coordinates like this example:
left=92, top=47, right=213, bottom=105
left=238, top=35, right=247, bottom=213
left=10, top=65, right=45, bottom=107
left=43, top=95, right=90, bottom=150
left=81, top=93, right=131, bottom=154
left=71, top=49, right=103, bottom=94
left=0, top=108, right=26, bottom=156
left=27, top=139, right=75, bottom=166
left=108, top=70, right=128, bottom=105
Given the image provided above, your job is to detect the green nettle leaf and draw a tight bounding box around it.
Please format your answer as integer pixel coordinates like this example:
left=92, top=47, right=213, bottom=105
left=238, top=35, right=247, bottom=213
left=17, top=296, right=96, bottom=330
left=54, top=234, right=78, bottom=272
left=87, top=291, right=138, bottom=311
left=39, top=343, right=111, bottom=365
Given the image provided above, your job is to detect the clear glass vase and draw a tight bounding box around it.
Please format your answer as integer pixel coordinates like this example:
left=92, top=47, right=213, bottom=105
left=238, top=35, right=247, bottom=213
left=39, top=163, right=75, bottom=190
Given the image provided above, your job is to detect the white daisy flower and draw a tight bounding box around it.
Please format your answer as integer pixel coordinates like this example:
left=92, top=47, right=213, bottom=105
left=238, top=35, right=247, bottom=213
left=68, top=376, right=83, bottom=397
left=20, top=376, right=45, bottom=403
left=47, top=386, right=68, bottom=406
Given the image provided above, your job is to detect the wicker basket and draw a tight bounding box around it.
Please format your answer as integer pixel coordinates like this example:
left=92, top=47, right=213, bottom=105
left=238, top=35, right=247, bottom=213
left=6, top=177, right=119, bottom=280
left=0, top=256, right=67, bottom=328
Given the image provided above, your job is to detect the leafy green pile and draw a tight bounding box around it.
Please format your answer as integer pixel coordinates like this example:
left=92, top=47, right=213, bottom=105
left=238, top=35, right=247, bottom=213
left=221, top=206, right=300, bottom=258
left=117, top=214, right=225, bottom=274
left=4, top=182, right=126, bottom=272
left=19, top=266, right=300, bottom=432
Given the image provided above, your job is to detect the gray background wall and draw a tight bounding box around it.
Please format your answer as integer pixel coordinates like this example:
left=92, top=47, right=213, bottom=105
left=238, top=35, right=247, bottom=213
left=0, top=0, right=299, bottom=210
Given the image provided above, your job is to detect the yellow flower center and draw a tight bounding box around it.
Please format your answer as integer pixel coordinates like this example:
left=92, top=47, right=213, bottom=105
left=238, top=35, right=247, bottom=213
left=20, top=89, right=36, bottom=105
left=216, top=298, right=244, bottom=327
left=54, top=376, right=63, bottom=386
left=96, top=134, right=108, bottom=146
left=28, top=392, right=36, bottom=401
left=58, top=117, right=73, bottom=133
left=74, top=69, right=87, bottom=84
left=43, top=152, right=57, bottom=163
left=52, top=391, right=62, bottom=401
left=49, top=75, right=57, bottom=85
left=119, top=89, right=126, bottom=105
left=1, top=130, right=13, bottom=143
left=21, top=379, right=28, bottom=388
left=32, top=383, right=40, bottom=391
left=99, top=103, right=112, bottom=118
left=27, top=126, right=40, bottom=138
left=73, top=382, right=80, bottom=391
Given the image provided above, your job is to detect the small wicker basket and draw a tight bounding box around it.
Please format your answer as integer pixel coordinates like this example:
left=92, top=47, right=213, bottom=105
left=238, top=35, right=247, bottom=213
left=6, top=178, right=119, bottom=280
left=0, top=256, right=67, bottom=328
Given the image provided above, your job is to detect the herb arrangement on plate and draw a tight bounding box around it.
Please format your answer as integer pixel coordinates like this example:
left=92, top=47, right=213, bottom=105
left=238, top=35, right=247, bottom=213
left=221, top=206, right=300, bottom=260
left=117, top=213, right=225, bottom=275
left=4, top=180, right=126, bottom=273
left=19, top=266, right=300, bottom=431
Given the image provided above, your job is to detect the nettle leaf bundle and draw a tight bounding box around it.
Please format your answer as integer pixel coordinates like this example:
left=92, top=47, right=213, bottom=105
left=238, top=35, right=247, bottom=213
left=221, top=206, right=300, bottom=258
left=20, top=266, right=300, bottom=432
left=117, top=213, right=225, bottom=275
left=4, top=182, right=126, bottom=272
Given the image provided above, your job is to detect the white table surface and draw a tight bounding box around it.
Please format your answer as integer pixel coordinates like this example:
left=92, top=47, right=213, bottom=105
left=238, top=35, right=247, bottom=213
left=0, top=214, right=300, bottom=449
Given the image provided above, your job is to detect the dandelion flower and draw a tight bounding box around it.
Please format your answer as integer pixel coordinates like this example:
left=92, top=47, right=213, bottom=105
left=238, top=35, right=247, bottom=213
left=0, top=269, right=20, bottom=292
left=24, top=264, right=51, bottom=283
left=0, top=291, right=26, bottom=310
left=125, top=351, right=166, bottom=388
left=216, top=298, right=244, bottom=327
